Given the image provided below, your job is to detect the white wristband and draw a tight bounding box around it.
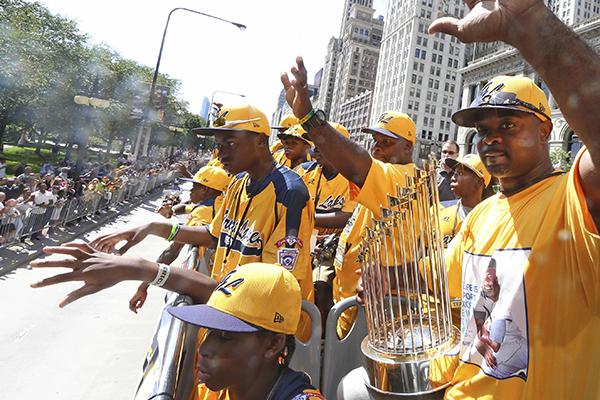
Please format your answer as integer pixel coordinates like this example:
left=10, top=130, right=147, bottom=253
left=150, top=263, right=170, bottom=287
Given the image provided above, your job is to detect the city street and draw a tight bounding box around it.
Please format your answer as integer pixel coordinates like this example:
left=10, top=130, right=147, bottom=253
left=0, top=198, right=187, bottom=399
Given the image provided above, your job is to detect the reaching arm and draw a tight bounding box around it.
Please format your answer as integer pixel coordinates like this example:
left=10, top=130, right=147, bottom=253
left=30, top=242, right=217, bottom=307
left=90, top=222, right=216, bottom=254
left=429, top=0, right=600, bottom=226
left=281, top=57, right=373, bottom=188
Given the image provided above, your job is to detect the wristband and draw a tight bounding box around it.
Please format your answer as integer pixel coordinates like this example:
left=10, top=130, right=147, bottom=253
left=150, top=263, right=170, bottom=287
left=166, top=223, right=181, bottom=241
left=298, top=109, right=315, bottom=125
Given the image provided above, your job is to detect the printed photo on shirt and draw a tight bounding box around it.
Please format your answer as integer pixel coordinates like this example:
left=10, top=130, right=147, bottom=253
left=460, top=249, right=530, bottom=381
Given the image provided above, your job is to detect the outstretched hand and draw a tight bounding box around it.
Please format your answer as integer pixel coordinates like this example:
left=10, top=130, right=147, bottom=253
left=90, top=224, right=151, bottom=254
left=30, top=241, right=147, bottom=308
left=428, top=0, right=544, bottom=45
left=280, top=56, right=313, bottom=119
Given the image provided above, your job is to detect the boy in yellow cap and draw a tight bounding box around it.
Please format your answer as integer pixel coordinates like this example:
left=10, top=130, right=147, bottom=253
left=270, top=114, right=299, bottom=155
left=276, top=124, right=312, bottom=170
left=41, top=104, right=315, bottom=340
left=128, top=165, right=230, bottom=313
left=30, top=255, right=324, bottom=399
left=439, top=153, right=491, bottom=246
left=168, top=263, right=325, bottom=400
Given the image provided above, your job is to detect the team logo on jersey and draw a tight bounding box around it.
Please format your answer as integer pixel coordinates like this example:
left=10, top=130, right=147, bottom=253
left=278, top=248, right=299, bottom=271
left=319, top=194, right=344, bottom=211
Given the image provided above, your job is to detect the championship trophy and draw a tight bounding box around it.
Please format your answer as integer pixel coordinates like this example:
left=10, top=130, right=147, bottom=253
left=357, top=161, right=459, bottom=399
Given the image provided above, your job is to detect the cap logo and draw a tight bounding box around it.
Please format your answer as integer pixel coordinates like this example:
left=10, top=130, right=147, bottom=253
left=479, top=82, right=506, bottom=103
left=377, top=113, right=394, bottom=125
left=273, top=312, right=285, bottom=323
left=215, top=270, right=244, bottom=296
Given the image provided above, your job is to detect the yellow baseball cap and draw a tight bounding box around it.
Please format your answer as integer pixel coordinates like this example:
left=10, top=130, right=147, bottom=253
left=453, top=76, right=551, bottom=127
left=445, top=153, right=492, bottom=186
left=193, top=104, right=270, bottom=136
left=272, top=114, right=300, bottom=131
left=362, top=111, right=416, bottom=143
left=278, top=124, right=312, bottom=144
left=180, top=166, right=230, bottom=192
left=168, top=263, right=301, bottom=334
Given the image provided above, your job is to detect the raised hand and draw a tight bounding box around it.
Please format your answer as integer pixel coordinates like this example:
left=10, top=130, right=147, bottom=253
left=30, top=241, right=149, bottom=308
left=90, top=224, right=151, bottom=254
left=428, top=0, right=544, bottom=45
left=280, top=56, right=313, bottom=119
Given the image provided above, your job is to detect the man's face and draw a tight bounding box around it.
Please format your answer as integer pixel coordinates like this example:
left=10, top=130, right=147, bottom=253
left=474, top=111, right=551, bottom=180
left=197, top=329, right=277, bottom=392
left=371, top=133, right=412, bottom=164
left=39, top=183, right=47, bottom=192
left=0, top=193, right=5, bottom=202
left=440, top=142, right=459, bottom=165
left=215, top=131, right=263, bottom=175
left=280, top=136, right=310, bottom=162
left=450, top=165, right=482, bottom=199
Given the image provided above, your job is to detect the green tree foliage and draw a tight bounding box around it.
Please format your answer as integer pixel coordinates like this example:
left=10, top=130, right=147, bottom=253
left=0, top=0, right=200, bottom=160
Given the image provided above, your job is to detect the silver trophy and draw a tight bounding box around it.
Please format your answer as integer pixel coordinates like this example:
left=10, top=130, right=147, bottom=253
left=358, top=161, right=460, bottom=399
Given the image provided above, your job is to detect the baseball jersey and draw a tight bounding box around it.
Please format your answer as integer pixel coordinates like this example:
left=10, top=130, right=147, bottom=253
left=435, top=148, right=600, bottom=399
left=332, top=159, right=416, bottom=338
left=296, top=161, right=357, bottom=235
left=193, top=367, right=325, bottom=399
left=185, top=195, right=224, bottom=260
left=208, top=164, right=314, bottom=339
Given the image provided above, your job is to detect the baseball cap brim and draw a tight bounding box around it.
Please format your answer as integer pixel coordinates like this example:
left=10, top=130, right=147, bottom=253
left=445, top=158, right=484, bottom=180
left=452, top=106, right=541, bottom=128
left=191, top=127, right=259, bottom=136
left=361, top=127, right=400, bottom=140
left=278, top=133, right=311, bottom=144
left=167, top=304, right=260, bottom=333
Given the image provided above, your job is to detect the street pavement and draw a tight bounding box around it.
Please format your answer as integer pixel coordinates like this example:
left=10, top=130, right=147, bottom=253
left=0, top=197, right=188, bottom=399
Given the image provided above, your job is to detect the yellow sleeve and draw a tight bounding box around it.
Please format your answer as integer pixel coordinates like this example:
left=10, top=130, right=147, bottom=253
left=341, top=199, right=357, bottom=213
left=208, top=199, right=225, bottom=239
left=184, top=204, right=195, bottom=214
left=350, top=159, right=411, bottom=219
left=186, top=205, right=213, bottom=227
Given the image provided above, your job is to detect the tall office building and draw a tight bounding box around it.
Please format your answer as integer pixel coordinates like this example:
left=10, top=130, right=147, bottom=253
left=340, top=0, right=375, bottom=35
left=329, top=3, right=384, bottom=121
left=547, top=0, right=600, bottom=25
left=371, top=0, right=468, bottom=158
left=316, top=37, right=342, bottom=118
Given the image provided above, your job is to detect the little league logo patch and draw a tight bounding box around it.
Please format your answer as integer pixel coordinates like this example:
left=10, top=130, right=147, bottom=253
left=278, top=248, right=299, bottom=271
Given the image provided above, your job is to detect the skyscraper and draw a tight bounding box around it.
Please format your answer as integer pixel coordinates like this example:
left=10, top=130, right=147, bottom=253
left=371, top=0, right=468, bottom=157
left=316, top=37, right=342, bottom=118
left=329, top=3, right=384, bottom=121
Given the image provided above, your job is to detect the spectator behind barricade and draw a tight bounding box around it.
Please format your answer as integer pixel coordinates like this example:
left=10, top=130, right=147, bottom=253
left=29, top=182, right=54, bottom=240
left=17, top=166, right=34, bottom=188
left=47, top=186, right=66, bottom=235
left=40, top=161, right=54, bottom=176
left=1, top=198, right=21, bottom=242
left=437, top=140, right=460, bottom=203
left=129, top=165, right=231, bottom=314
left=0, top=191, right=6, bottom=215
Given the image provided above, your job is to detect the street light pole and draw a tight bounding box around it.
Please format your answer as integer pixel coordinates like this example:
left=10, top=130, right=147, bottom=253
left=134, top=7, right=246, bottom=160
left=208, top=90, right=246, bottom=127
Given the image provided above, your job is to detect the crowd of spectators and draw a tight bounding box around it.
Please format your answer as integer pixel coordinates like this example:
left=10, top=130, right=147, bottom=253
left=0, top=151, right=203, bottom=246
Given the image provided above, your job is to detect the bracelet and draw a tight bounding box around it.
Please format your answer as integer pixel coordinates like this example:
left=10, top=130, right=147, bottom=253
left=298, top=109, right=315, bottom=125
left=150, top=263, right=170, bottom=287
left=166, top=223, right=181, bottom=241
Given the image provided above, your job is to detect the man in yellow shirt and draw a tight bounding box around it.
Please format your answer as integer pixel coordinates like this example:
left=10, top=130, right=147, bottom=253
left=127, top=165, right=230, bottom=313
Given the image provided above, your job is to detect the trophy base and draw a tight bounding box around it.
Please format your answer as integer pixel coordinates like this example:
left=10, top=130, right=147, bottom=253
left=361, top=326, right=460, bottom=396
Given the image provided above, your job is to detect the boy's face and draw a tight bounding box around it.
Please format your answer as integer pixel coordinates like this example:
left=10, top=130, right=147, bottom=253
left=214, top=131, right=264, bottom=175
left=450, top=165, right=482, bottom=199
left=280, top=136, right=309, bottom=161
left=197, top=329, right=279, bottom=392
left=190, top=183, right=211, bottom=203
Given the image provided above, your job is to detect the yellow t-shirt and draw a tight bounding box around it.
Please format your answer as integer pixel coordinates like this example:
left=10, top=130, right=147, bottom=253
left=437, top=148, right=600, bottom=399
left=332, top=159, right=416, bottom=338
left=296, top=161, right=357, bottom=235
left=208, top=164, right=314, bottom=339
left=439, top=204, right=462, bottom=247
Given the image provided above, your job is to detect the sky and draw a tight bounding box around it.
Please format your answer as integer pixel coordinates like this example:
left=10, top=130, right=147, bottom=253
left=36, top=0, right=388, bottom=121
